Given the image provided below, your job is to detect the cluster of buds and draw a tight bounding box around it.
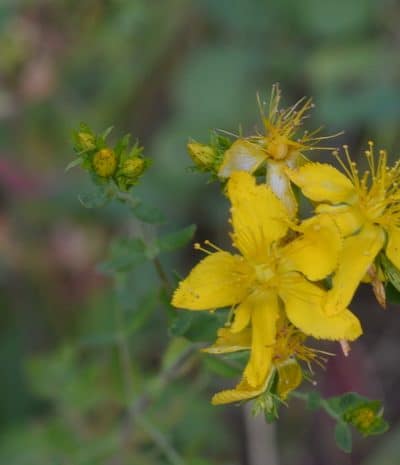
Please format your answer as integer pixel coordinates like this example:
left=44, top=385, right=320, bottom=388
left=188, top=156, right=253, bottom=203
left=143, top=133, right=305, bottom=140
left=71, top=123, right=150, bottom=191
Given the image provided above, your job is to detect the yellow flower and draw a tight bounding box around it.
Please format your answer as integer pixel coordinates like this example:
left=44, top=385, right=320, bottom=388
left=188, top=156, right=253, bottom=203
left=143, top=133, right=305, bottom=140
left=172, top=171, right=361, bottom=402
left=218, top=85, right=337, bottom=217
left=204, top=317, right=330, bottom=405
left=287, top=142, right=400, bottom=315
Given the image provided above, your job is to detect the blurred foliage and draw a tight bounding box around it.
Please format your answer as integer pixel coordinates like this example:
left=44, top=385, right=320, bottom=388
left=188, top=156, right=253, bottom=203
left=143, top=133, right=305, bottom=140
left=2, top=0, right=400, bottom=464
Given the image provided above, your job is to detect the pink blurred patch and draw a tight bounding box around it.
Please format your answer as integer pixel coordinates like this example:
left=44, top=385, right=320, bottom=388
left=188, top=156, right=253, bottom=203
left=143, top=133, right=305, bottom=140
left=0, top=157, right=43, bottom=197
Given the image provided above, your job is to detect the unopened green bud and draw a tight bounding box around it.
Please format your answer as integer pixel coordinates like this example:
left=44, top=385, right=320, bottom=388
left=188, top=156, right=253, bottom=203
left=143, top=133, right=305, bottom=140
left=121, top=157, right=146, bottom=178
left=77, top=131, right=96, bottom=151
left=92, top=148, right=117, bottom=177
left=187, top=142, right=216, bottom=170
left=116, top=157, right=149, bottom=190
left=344, top=406, right=377, bottom=431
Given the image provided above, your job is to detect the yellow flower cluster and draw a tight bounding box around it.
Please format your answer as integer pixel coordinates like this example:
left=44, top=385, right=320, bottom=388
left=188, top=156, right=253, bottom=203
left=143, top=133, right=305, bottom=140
left=172, top=85, right=400, bottom=407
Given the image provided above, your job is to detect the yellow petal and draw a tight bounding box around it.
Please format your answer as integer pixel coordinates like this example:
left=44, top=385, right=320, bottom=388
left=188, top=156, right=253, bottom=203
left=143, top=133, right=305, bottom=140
left=277, top=359, right=303, bottom=401
left=218, top=139, right=266, bottom=178
left=279, top=214, right=341, bottom=281
left=325, top=224, right=386, bottom=315
left=386, top=226, right=400, bottom=269
left=280, top=274, right=362, bottom=341
left=287, top=162, right=356, bottom=204
left=228, top=171, right=289, bottom=261
left=211, top=370, right=273, bottom=405
left=202, top=327, right=251, bottom=354
left=243, top=292, right=279, bottom=387
left=230, top=298, right=252, bottom=333
left=172, top=251, right=252, bottom=310
left=316, top=204, right=364, bottom=237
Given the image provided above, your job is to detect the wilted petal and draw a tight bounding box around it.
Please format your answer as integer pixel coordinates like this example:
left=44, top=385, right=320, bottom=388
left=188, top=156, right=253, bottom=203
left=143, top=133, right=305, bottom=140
left=218, top=139, right=266, bottom=178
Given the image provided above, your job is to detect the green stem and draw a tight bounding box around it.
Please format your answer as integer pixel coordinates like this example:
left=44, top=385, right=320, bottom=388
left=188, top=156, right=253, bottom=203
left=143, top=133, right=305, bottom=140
left=116, top=190, right=140, bottom=208
left=136, top=414, right=186, bottom=465
left=116, top=190, right=172, bottom=293
left=153, top=256, right=172, bottom=293
left=290, top=391, right=340, bottom=420
left=114, top=273, right=186, bottom=465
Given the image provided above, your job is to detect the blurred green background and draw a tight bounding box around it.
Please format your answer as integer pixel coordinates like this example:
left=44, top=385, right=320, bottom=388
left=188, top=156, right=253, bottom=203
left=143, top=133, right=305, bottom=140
left=1, top=1, right=400, bottom=464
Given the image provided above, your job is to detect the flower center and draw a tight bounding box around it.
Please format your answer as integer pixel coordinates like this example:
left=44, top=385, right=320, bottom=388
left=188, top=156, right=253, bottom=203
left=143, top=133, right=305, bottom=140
left=266, top=136, right=289, bottom=160
left=254, top=263, right=277, bottom=288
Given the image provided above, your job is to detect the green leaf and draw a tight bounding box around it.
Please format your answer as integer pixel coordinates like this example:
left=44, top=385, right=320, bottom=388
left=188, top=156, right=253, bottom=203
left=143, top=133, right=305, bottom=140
left=158, top=225, right=197, bottom=252
left=161, top=337, right=192, bottom=372
left=326, top=392, right=370, bottom=417
left=169, top=310, right=194, bottom=337
left=101, top=125, right=114, bottom=140
left=114, top=133, right=131, bottom=156
left=65, top=156, right=84, bottom=172
left=78, top=188, right=111, bottom=208
left=202, top=354, right=241, bottom=378
left=98, top=238, right=147, bottom=273
left=335, top=422, right=352, bottom=453
left=125, top=292, right=158, bottom=335
left=79, top=332, right=119, bottom=347
left=386, top=282, right=400, bottom=304
left=132, top=202, right=165, bottom=224
left=184, top=311, right=228, bottom=343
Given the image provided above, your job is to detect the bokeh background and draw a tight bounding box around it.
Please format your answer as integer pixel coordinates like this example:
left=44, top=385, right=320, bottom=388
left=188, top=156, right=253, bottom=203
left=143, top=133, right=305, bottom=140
left=2, top=1, right=400, bottom=464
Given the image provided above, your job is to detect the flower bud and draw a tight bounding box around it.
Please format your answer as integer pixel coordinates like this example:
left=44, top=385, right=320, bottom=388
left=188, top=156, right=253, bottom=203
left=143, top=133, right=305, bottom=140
left=77, top=131, right=96, bottom=151
left=116, top=157, right=148, bottom=190
left=121, top=157, right=146, bottom=178
left=92, top=148, right=117, bottom=177
left=187, top=142, right=216, bottom=170
left=344, top=406, right=377, bottom=432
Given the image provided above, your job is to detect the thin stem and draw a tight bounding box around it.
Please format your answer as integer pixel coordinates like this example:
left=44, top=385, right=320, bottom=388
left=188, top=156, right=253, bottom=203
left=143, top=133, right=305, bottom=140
left=113, top=273, right=188, bottom=465
left=114, top=274, right=136, bottom=424
left=290, top=391, right=340, bottom=420
left=116, top=190, right=140, bottom=208
left=153, top=256, right=172, bottom=293
left=136, top=414, right=185, bottom=465
left=116, top=190, right=172, bottom=293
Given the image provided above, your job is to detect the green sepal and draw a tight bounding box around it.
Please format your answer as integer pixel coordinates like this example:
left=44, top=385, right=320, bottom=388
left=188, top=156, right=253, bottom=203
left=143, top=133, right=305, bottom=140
left=65, top=156, right=84, bottom=172
left=378, top=252, right=400, bottom=292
